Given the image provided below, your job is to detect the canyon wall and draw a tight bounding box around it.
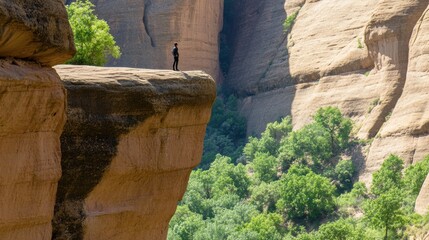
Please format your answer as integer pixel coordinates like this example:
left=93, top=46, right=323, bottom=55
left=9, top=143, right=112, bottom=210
left=0, top=1, right=74, bottom=239
left=53, top=65, right=216, bottom=240
left=230, top=0, right=429, bottom=188
left=69, top=0, right=224, bottom=82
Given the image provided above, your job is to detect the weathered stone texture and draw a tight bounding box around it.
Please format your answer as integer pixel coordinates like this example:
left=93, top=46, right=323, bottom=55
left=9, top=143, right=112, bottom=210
left=416, top=174, right=429, bottom=215
left=0, top=59, right=66, bottom=240
left=53, top=65, right=216, bottom=240
left=227, top=0, right=292, bottom=96
left=0, top=0, right=75, bottom=66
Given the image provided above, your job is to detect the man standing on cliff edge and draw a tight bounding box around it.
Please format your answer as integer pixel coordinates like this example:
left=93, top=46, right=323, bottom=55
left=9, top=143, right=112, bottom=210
left=172, top=42, right=179, bottom=71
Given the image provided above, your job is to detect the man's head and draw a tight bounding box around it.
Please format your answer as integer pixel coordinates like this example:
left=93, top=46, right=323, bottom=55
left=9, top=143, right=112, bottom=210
left=174, top=42, right=178, bottom=46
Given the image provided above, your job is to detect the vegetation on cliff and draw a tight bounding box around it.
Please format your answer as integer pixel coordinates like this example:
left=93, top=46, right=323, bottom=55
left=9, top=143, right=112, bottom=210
left=170, top=107, right=429, bottom=240
left=66, top=0, right=121, bottom=66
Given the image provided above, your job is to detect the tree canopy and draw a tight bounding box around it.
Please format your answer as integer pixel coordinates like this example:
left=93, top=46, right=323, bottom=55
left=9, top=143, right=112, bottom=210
left=66, top=0, right=121, bottom=66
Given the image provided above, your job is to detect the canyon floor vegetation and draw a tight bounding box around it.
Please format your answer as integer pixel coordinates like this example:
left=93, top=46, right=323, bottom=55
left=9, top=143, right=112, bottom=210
left=169, top=103, right=429, bottom=240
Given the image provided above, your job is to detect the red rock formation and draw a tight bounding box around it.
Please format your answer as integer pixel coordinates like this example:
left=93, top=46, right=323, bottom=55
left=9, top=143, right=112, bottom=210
left=53, top=66, right=216, bottom=240
left=0, top=1, right=73, bottom=239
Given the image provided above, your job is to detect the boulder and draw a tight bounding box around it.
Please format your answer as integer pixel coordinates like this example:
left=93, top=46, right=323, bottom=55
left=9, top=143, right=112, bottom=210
left=0, top=0, right=75, bottom=66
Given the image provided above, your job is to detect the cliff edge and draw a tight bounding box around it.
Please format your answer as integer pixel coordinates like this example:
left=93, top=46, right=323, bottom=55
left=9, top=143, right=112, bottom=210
left=53, top=65, right=216, bottom=240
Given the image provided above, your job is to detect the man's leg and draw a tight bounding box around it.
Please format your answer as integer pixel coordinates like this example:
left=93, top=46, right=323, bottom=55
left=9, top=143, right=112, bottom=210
left=176, top=57, right=179, bottom=71
left=173, top=59, right=176, bottom=70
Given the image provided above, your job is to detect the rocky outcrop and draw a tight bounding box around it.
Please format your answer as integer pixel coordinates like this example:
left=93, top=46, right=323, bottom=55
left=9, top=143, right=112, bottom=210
left=361, top=0, right=429, bottom=182
left=0, top=1, right=72, bottom=239
left=415, top=174, right=429, bottom=215
left=0, top=59, right=66, bottom=240
left=0, top=1, right=75, bottom=66
left=53, top=65, right=216, bottom=239
left=82, top=0, right=223, bottom=82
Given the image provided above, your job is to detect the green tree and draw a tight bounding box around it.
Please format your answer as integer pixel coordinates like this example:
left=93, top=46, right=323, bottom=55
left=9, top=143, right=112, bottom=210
left=363, top=188, right=406, bottom=240
left=313, top=106, right=352, bottom=153
left=202, top=96, right=247, bottom=168
left=243, top=117, right=292, bottom=161
left=403, top=156, right=429, bottom=196
left=277, top=164, right=336, bottom=220
left=251, top=152, right=278, bottom=183
left=237, top=213, right=284, bottom=240
left=334, top=159, right=355, bottom=193
left=66, top=0, right=121, bottom=66
left=371, top=155, right=404, bottom=196
left=249, top=181, right=280, bottom=212
left=317, top=218, right=366, bottom=240
left=168, top=205, right=204, bottom=240
left=278, top=123, right=332, bottom=170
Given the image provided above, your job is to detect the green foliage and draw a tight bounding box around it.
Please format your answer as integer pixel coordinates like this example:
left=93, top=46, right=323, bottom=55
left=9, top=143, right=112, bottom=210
left=193, top=203, right=258, bottom=240
left=277, top=107, right=352, bottom=172
left=357, top=38, right=364, bottom=49
left=334, top=159, right=355, bottom=193
left=403, top=156, right=429, bottom=196
left=237, top=213, right=284, bottom=240
left=243, top=117, right=292, bottom=161
left=181, top=155, right=250, bottom=219
left=249, top=181, right=280, bottom=213
left=316, top=218, right=366, bottom=240
left=66, top=0, right=121, bottom=66
left=371, top=154, right=404, bottom=196
left=313, top=106, right=353, bottom=152
left=363, top=188, right=406, bottom=239
left=277, top=164, right=336, bottom=220
left=168, top=205, right=204, bottom=240
left=202, top=96, right=247, bottom=168
left=170, top=107, right=429, bottom=240
left=251, top=152, right=278, bottom=183
left=283, top=11, right=298, bottom=32
left=278, top=123, right=333, bottom=169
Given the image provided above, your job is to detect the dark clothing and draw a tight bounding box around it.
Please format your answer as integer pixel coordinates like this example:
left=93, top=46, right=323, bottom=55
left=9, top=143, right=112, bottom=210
left=173, top=56, right=179, bottom=71
left=172, top=46, right=179, bottom=71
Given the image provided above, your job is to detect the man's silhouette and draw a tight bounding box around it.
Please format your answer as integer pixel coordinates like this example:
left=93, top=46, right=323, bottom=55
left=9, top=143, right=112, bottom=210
left=172, top=42, right=179, bottom=71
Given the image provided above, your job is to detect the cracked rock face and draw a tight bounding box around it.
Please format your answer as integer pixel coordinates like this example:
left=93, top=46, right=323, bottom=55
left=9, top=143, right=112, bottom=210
left=53, top=65, right=216, bottom=240
left=0, top=0, right=75, bottom=66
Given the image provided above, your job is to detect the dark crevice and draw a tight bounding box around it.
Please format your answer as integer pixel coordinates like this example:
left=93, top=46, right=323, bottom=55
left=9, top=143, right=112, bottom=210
left=143, top=0, right=156, bottom=48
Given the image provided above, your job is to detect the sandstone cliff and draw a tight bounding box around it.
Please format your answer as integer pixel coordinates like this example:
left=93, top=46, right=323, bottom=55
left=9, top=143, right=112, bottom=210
left=0, top=1, right=73, bottom=239
left=230, top=0, right=429, bottom=187
left=72, top=0, right=224, bottom=82
left=53, top=65, right=216, bottom=240
left=0, top=59, right=66, bottom=240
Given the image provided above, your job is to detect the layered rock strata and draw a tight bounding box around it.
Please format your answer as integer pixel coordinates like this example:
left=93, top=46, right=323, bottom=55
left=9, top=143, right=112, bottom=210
left=0, top=59, right=66, bottom=240
left=78, top=0, right=223, bottom=82
left=53, top=65, right=216, bottom=240
left=0, top=1, right=73, bottom=239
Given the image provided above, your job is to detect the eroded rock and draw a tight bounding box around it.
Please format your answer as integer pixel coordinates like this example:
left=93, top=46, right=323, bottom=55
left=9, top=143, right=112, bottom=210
left=53, top=65, right=216, bottom=239
left=0, top=59, right=66, bottom=240
left=0, top=0, right=75, bottom=66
